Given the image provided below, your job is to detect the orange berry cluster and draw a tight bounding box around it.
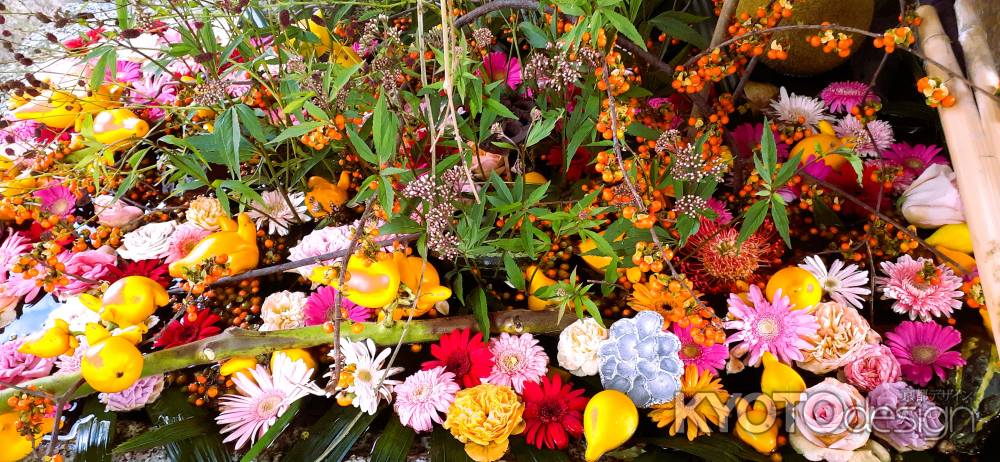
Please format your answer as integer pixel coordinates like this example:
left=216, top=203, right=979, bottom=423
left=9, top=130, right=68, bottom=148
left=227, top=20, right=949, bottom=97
left=593, top=150, right=625, bottom=184
left=596, top=98, right=634, bottom=141
left=10, top=242, right=72, bottom=293
left=849, top=99, right=883, bottom=122
left=673, top=49, right=739, bottom=94
left=300, top=114, right=353, bottom=150
left=963, top=276, right=985, bottom=308
left=180, top=254, right=232, bottom=292
left=873, top=27, right=915, bottom=53
left=6, top=389, right=55, bottom=439
left=917, top=77, right=957, bottom=108
left=807, top=25, right=854, bottom=58
left=596, top=52, right=638, bottom=97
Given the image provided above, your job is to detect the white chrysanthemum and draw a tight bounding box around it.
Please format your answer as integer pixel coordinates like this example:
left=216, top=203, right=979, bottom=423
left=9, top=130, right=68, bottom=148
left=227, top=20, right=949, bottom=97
left=329, top=338, right=403, bottom=415
left=769, top=87, right=831, bottom=131
left=260, top=291, right=308, bottom=331
left=834, top=117, right=895, bottom=157
left=799, top=256, right=872, bottom=309
left=116, top=221, right=176, bottom=261
left=45, top=296, right=101, bottom=332
left=186, top=196, right=226, bottom=231
left=247, top=190, right=310, bottom=236
left=557, top=317, right=609, bottom=376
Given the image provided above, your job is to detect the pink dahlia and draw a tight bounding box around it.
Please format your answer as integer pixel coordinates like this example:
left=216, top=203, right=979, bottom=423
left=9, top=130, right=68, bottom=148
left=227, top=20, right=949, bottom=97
left=672, top=323, right=727, bottom=375
left=35, top=182, right=76, bottom=217
left=485, top=333, right=548, bottom=393
left=820, top=81, right=879, bottom=113
left=0, top=339, right=55, bottom=388
left=724, top=285, right=819, bottom=367
left=165, top=223, right=210, bottom=263
left=877, top=255, right=963, bottom=321
left=115, top=60, right=143, bottom=83
left=393, top=366, right=461, bottom=432
left=883, top=142, right=946, bottom=188
left=481, top=51, right=522, bottom=90
left=885, top=321, right=965, bottom=386
left=54, top=247, right=117, bottom=296
left=303, top=286, right=371, bottom=325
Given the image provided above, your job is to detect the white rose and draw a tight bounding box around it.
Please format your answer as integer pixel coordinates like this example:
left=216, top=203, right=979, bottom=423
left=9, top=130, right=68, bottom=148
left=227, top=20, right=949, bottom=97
left=900, top=164, right=965, bottom=228
left=116, top=221, right=176, bottom=261
left=260, top=291, right=309, bottom=331
left=557, top=317, right=609, bottom=376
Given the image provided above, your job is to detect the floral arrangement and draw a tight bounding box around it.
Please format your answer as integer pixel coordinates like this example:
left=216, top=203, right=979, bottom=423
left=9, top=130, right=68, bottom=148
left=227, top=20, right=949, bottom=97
left=0, top=0, right=998, bottom=461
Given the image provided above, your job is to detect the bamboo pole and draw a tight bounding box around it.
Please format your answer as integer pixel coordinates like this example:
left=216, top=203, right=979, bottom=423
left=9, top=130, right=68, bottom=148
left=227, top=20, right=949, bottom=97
left=918, top=5, right=1000, bottom=344
left=955, top=0, right=1000, bottom=156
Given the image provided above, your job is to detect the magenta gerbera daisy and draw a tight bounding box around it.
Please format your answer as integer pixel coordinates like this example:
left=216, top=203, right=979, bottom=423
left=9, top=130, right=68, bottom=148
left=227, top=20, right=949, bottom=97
left=35, top=182, right=76, bottom=217
left=885, top=321, right=965, bottom=386
left=730, top=122, right=790, bottom=159
left=883, top=142, right=946, bottom=188
left=672, top=323, right=727, bottom=375
left=303, top=285, right=371, bottom=325
left=481, top=51, right=522, bottom=90
left=724, top=285, right=819, bottom=367
left=820, top=81, right=880, bottom=113
left=485, top=332, right=548, bottom=393
left=877, top=255, right=963, bottom=321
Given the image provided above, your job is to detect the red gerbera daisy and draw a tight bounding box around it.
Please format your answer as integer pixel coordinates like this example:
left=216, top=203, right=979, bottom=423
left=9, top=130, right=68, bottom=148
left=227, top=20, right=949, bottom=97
left=421, top=328, right=494, bottom=388
left=522, top=374, right=588, bottom=450
left=154, top=309, right=223, bottom=349
left=106, top=259, right=171, bottom=287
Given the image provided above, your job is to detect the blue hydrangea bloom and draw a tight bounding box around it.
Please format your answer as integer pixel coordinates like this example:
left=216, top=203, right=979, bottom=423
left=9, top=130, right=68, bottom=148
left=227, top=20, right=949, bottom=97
left=597, top=311, right=683, bottom=407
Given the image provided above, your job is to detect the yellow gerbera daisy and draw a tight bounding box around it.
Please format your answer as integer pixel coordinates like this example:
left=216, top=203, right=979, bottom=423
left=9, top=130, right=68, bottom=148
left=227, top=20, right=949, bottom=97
left=648, top=364, right=731, bottom=441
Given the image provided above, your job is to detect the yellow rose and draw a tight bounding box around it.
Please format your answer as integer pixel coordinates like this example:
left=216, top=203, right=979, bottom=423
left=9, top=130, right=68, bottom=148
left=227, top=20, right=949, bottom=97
left=443, top=384, right=525, bottom=462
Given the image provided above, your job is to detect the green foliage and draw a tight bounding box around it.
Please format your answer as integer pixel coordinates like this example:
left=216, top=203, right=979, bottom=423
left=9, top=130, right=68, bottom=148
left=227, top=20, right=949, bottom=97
left=74, top=397, right=117, bottom=462
left=121, top=388, right=232, bottom=461
left=430, top=426, right=473, bottom=462
left=370, top=417, right=417, bottom=462
left=738, top=118, right=801, bottom=247
left=283, top=404, right=380, bottom=461
left=643, top=435, right=771, bottom=462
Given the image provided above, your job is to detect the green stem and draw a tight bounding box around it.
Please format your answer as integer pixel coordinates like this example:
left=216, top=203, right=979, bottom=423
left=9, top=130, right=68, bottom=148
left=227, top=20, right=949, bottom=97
left=0, top=309, right=571, bottom=412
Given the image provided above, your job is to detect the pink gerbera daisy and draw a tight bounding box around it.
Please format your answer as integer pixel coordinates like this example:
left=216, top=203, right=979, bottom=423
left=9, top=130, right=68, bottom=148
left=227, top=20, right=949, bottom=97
left=672, top=323, right=727, bottom=375
left=115, top=60, right=143, bottom=83
left=165, top=223, right=210, bottom=263
left=485, top=333, right=548, bottom=392
left=303, top=285, right=371, bottom=325
left=883, top=142, right=946, bottom=188
left=877, top=255, right=963, bottom=321
left=820, top=81, right=880, bottom=113
left=724, top=285, right=819, bottom=367
left=216, top=353, right=322, bottom=449
left=35, top=182, right=76, bottom=217
left=885, top=321, right=965, bottom=386
left=393, top=366, right=461, bottom=433
left=481, top=51, right=522, bottom=90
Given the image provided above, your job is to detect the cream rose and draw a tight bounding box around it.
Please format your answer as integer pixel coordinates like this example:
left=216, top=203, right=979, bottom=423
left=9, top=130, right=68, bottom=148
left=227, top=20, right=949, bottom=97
left=557, top=317, right=608, bottom=376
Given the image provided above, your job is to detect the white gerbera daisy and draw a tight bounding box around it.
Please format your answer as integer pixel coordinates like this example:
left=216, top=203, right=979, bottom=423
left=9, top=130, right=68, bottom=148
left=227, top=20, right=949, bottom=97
left=216, top=353, right=323, bottom=449
left=329, top=338, right=403, bottom=415
left=799, top=255, right=872, bottom=309
left=769, top=87, right=831, bottom=131
left=834, top=117, right=895, bottom=157
left=247, top=190, right=310, bottom=236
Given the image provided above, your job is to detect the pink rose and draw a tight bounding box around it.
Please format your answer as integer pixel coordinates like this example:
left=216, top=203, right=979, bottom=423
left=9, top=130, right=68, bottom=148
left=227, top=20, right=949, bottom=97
left=93, top=195, right=144, bottom=227
left=55, top=246, right=117, bottom=296
left=789, top=378, right=880, bottom=462
left=842, top=344, right=901, bottom=393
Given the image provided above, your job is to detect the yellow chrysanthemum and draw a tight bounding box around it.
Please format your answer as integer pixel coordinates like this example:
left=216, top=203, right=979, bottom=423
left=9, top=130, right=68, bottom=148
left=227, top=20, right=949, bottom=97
left=648, top=364, right=731, bottom=441
left=443, top=383, right=525, bottom=462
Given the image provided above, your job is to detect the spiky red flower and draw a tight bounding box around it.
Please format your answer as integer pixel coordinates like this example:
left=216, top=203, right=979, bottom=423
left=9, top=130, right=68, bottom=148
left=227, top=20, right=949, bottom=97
left=421, top=328, right=494, bottom=388
left=154, top=309, right=223, bottom=349
left=106, top=259, right=171, bottom=287
left=678, top=218, right=784, bottom=294
left=522, top=374, right=588, bottom=450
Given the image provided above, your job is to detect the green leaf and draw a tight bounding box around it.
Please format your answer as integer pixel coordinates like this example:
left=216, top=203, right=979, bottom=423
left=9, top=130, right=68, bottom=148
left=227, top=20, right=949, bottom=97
left=329, top=63, right=363, bottom=100
left=118, top=389, right=230, bottom=461
left=430, top=426, right=473, bottom=462
left=468, top=287, right=490, bottom=338
left=112, top=417, right=213, bottom=454
left=233, top=104, right=267, bottom=142
left=215, top=107, right=242, bottom=177
left=89, top=47, right=116, bottom=91
left=758, top=118, right=777, bottom=184
left=348, top=126, right=377, bottom=164
left=651, top=11, right=708, bottom=24
left=509, top=438, right=571, bottom=461
left=526, top=111, right=562, bottom=147
left=484, top=97, right=518, bottom=120
left=625, top=122, right=661, bottom=140
left=645, top=435, right=770, bottom=462
left=519, top=22, right=549, bottom=48
left=737, top=199, right=770, bottom=246
left=770, top=195, right=792, bottom=247
left=75, top=397, right=116, bottom=462
left=283, top=405, right=380, bottom=461
left=374, top=93, right=400, bottom=165
left=504, top=252, right=526, bottom=290
left=843, top=151, right=865, bottom=186
left=239, top=400, right=301, bottom=462
left=268, top=121, right=326, bottom=145
left=115, top=0, right=131, bottom=29
left=602, top=10, right=646, bottom=50
left=370, top=417, right=416, bottom=462
left=648, top=15, right=709, bottom=49
left=565, top=120, right=594, bottom=172
left=774, top=153, right=802, bottom=187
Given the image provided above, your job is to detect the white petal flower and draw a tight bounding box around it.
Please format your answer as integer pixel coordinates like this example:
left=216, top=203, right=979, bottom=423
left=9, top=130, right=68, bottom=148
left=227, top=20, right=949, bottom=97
left=260, top=291, right=308, bottom=331
left=247, top=190, right=310, bottom=236
left=799, top=255, right=871, bottom=309
left=328, top=338, right=403, bottom=415
left=557, top=317, right=608, bottom=376
left=116, top=221, right=176, bottom=261
left=769, top=87, right=831, bottom=131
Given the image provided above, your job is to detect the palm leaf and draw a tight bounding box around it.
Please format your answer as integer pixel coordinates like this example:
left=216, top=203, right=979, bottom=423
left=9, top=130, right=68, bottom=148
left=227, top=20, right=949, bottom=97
left=239, top=400, right=302, bottom=462
left=138, top=388, right=232, bottom=462
left=74, top=397, right=117, bottom=462
left=509, top=438, right=571, bottom=462
left=429, top=426, right=472, bottom=462
left=644, top=435, right=770, bottom=462
left=282, top=404, right=380, bottom=461
left=370, top=416, right=416, bottom=462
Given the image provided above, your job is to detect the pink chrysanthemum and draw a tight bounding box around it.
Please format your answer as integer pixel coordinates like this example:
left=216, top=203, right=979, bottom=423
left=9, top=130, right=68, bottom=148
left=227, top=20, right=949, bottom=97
left=0, top=339, right=55, bottom=388
left=730, top=123, right=789, bottom=159
left=769, top=87, right=831, bottom=131
left=820, top=81, right=880, bottom=113
left=883, top=142, right=946, bottom=188
left=165, top=223, right=211, bottom=263
left=35, top=182, right=76, bottom=217
left=724, top=285, right=819, bottom=367
left=393, top=366, right=461, bottom=433
left=885, top=321, right=965, bottom=386
left=303, top=285, right=371, bottom=325
left=834, top=117, right=895, bottom=157
left=672, top=323, right=727, bottom=375
left=0, top=229, right=31, bottom=276
left=216, top=354, right=322, bottom=449
left=877, top=255, right=963, bottom=321
left=485, top=333, right=548, bottom=392
left=99, top=375, right=165, bottom=411
left=481, top=51, right=522, bottom=90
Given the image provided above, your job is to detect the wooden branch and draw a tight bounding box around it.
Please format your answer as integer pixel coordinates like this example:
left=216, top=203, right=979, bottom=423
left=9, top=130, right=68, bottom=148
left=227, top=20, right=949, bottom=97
left=454, top=0, right=540, bottom=28
left=0, top=309, right=574, bottom=412
left=918, top=5, right=1000, bottom=343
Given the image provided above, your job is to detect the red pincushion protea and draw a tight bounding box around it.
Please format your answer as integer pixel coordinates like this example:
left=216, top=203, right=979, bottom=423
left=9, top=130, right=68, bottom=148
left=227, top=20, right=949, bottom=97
left=421, top=328, right=494, bottom=388
left=154, top=309, right=223, bottom=349
left=522, top=374, right=588, bottom=450
left=678, top=219, right=784, bottom=294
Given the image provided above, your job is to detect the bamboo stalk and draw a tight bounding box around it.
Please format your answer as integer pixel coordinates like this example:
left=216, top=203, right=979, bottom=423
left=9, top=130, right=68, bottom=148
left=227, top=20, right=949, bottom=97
left=955, top=0, right=1000, bottom=154
left=918, top=5, right=1000, bottom=343
left=0, top=309, right=574, bottom=412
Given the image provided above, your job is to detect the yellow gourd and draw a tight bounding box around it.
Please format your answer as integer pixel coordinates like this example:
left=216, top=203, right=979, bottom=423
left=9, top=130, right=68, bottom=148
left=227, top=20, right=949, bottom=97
left=760, top=352, right=806, bottom=409
left=17, top=319, right=78, bottom=358
left=95, top=275, right=170, bottom=326
left=168, top=213, right=260, bottom=280
left=10, top=89, right=82, bottom=129
left=583, top=390, right=639, bottom=462
left=311, top=253, right=401, bottom=308
left=394, top=254, right=452, bottom=319
left=734, top=398, right=781, bottom=454
left=89, top=108, right=150, bottom=148
left=926, top=223, right=973, bottom=254
left=525, top=265, right=557, bottom=311
left=79, top=323, right=144, bottom=393
left=765, top=267, right=822, bottom=310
